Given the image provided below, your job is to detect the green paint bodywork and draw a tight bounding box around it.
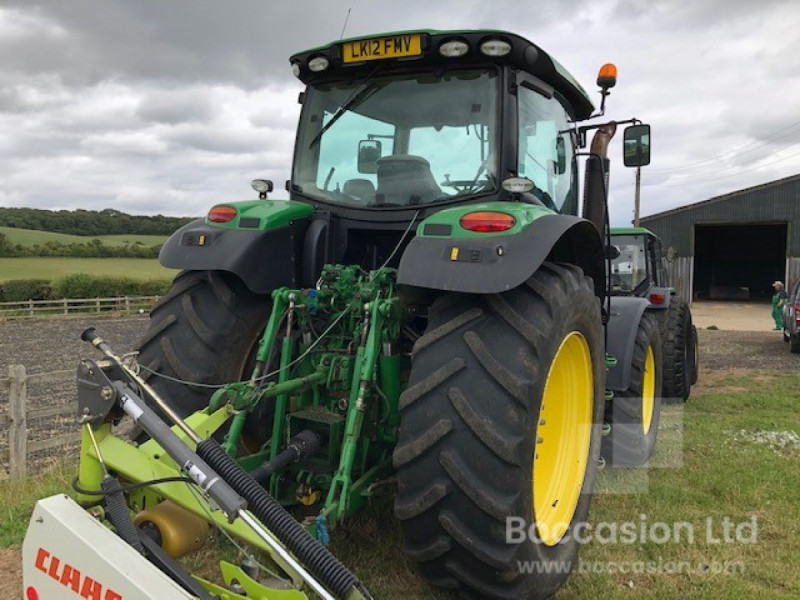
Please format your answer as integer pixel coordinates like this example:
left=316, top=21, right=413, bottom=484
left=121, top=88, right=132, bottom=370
left=204, top=199, right=313, bottom=230
left=609, top=226, right=656, bottom=238
left=415, top=201, right=557, bottom=238
left=196, top=562, right=307, bottom=600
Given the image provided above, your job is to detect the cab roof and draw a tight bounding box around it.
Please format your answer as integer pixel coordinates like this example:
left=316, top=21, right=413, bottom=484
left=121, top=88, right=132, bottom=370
left=290, top=29, right=596, bottom=120
left=610, top=226, right=656, bottom=237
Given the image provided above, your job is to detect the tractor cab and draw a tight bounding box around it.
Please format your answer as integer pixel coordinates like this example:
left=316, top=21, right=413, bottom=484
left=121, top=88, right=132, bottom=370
left=162, top=30, right=650, bottom=294
left=608, top=226, right=669, bottom=300
left=283, top=30, right=622, bottom=278
left=289, top=30, right=594, bottom=216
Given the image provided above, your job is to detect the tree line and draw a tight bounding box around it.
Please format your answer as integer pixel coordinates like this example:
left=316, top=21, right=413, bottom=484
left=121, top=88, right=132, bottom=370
left=0, top=207, right=193, bottom=236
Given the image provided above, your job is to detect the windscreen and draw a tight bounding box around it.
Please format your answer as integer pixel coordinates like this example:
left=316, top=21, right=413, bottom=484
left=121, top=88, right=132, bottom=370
left=610, top=235, right=649, bottom=294
left=293, top=69, right=499, bottom=208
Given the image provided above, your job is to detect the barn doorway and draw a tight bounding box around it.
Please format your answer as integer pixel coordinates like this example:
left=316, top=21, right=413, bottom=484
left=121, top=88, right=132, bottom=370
left=693, top=223, right=787, bottom=301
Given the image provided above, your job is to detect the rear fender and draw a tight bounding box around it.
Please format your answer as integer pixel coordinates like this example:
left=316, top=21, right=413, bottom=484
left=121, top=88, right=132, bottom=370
left=159, top=200, right=314, bottom=294
left=397, top=204, right=605, bottom=297
left=606, top=296, right=651, bottom=391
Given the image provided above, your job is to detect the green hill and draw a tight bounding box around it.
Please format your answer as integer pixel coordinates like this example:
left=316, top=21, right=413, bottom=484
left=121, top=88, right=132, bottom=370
left=0, top=226, right=167, bottom=247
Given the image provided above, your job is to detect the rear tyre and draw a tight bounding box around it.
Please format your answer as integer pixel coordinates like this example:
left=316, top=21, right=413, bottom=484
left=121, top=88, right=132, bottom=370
left=135, top=270, right=269, bottom=422
left=395, top=263, right=604, bottom=599
left=689, top=325, right=699, bottom=385
left=790, top=335, right=800, bottom=354
left=659, top=296, right=693, bottom=402
left=602, top=313, right=662, bottom=467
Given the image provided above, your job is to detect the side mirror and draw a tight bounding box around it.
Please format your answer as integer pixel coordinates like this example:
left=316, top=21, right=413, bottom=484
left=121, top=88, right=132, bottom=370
left=357, top=140, right=382, bottom=174
left=623, top=124, right=651, bottom=167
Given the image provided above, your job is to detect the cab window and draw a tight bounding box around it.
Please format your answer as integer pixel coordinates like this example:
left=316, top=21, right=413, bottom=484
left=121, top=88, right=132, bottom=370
left=517, top=84, right=576, bottom=211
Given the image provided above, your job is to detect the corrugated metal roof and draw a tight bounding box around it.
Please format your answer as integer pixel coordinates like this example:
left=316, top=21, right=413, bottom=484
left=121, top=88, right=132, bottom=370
left=638, top=173, right=800, bottom=256
left=641, top=173, right=800, bottom=222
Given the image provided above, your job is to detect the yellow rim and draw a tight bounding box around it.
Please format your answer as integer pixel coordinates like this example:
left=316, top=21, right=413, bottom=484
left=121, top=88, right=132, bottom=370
left=533, top=331, right=593, bottom=546
left=642, top=346, right=656, bottom=434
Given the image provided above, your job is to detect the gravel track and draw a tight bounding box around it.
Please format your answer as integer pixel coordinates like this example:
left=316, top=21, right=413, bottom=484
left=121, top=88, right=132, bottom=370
left=696, top=328, right=799, bottom=370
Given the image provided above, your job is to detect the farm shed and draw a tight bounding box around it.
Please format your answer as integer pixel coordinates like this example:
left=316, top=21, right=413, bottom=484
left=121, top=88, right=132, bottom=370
left=641, top=174, right=800, bottom=304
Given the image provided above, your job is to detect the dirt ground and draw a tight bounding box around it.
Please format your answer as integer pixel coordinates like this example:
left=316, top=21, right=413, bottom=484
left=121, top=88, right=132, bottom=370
left=0, top=315, right=149, bottom=475
left=692, top=300, right=777, bottom=331
left=0, top=547, right=22, bottom=600
left=0, top=315, right=148, bottom=374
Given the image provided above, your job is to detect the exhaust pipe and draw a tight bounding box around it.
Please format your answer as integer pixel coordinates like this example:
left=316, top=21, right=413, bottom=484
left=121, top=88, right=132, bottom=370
left=582, top=122, right=617, bottom=235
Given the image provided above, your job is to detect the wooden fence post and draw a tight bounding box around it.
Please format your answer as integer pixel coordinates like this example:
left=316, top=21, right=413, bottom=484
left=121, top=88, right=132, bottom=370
left=63, top=298, right=68, bottom=315
left=95, top=298, right=101, bottom=313
left=28, top=299, right=34, bottom=318
left=8, top=364, right=27, bottom=478
left=124, top=296, right=130, bottom=315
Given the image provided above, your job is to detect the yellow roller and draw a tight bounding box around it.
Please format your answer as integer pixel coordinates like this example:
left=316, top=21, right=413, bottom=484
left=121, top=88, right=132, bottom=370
left=134, top=500, right=209, bottom=558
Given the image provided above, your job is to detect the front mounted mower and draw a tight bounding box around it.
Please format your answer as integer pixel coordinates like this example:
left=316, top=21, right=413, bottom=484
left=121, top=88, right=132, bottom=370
left=25, top=29, right=661, bottom=600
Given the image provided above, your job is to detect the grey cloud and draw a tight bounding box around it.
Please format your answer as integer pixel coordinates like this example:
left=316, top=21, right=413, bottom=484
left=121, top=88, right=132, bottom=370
left=1, top=0, right=799, bottom=221
left=137, top=92, right=216, bottom=125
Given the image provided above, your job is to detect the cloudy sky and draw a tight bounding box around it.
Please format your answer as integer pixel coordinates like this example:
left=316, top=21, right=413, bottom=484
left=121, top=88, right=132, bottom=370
left=1, top=0, right=799, bottom=224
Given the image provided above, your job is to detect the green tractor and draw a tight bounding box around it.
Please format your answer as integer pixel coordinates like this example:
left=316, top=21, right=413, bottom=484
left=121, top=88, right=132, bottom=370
left=608, top=227, right=699, bottom=402
left=25, top=30, right=659, bottom=600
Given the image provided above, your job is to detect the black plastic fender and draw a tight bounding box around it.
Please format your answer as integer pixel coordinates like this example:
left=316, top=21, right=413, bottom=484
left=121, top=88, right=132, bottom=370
left=397, top=214, right=605, bottom=297
left=606, top=296, right=652, bottom=391
left=159, top=219, right=308, bottom=294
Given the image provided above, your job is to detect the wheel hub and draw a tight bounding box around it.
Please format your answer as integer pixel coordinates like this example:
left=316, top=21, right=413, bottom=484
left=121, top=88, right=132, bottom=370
left=533, top=331, right=593, bottom=546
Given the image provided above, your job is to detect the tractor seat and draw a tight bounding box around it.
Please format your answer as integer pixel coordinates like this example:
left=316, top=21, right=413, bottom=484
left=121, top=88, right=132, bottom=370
left=342, top=178, right=376, bottom=204
left=374, top=155, right=442, bottom=206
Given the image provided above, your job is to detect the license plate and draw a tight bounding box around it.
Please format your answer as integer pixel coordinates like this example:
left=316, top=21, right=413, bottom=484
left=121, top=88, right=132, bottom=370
left=341, top=34, right=422, bottom=63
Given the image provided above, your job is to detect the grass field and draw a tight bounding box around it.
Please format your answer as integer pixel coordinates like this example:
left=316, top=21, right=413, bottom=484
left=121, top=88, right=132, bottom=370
left=0, top=226, right=166, bottom=247
left=1, top=367, right=798, bottom=598
left=0, top=257, right=176, bottom=282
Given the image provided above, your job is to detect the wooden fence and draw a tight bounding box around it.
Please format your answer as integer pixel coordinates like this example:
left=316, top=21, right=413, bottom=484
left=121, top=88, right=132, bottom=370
left=0, top=295, right=159, bottom=320
left=0, top=365, right=78, bottom=478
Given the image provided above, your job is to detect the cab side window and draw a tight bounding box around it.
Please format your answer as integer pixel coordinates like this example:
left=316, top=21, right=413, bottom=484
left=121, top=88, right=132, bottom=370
left=517, top=84, right=575, bottom=211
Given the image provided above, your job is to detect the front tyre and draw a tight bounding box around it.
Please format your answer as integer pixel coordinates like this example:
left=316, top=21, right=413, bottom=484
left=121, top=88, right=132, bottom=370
left=395, top=263, right=604, bottom=599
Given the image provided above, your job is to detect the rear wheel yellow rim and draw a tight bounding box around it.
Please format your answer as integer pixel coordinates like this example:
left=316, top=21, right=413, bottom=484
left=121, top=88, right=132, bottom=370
left=533, top=332, right=593, bottom=546
left=642, top=346, right=656, bottom=434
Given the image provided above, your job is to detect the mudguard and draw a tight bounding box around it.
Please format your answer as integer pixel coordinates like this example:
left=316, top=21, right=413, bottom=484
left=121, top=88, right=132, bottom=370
left=398, top=211, right=605, bottom=298
left=606, top=296, right=651, bottom=391
left=159, top=200, right=314, bottom=294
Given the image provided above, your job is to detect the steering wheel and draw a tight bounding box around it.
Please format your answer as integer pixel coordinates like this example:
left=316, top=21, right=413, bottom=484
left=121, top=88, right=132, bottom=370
left=440, top=158, right=495, bottom=193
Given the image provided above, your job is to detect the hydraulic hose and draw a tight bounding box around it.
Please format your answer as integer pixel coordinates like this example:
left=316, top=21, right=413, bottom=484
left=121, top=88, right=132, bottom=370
left=196, top=438, right=367, bottom=599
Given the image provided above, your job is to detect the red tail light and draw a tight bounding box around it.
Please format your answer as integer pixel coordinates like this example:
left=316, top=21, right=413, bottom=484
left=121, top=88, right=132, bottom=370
left=459, top=211, right=516, bottom=233
left=26, top=587, right=39, bottom=600
left=649, top=292, right=666, bottom=305
left=207, top=205, right=237, bottom=223
left=795, top=302, right=800, bottom=324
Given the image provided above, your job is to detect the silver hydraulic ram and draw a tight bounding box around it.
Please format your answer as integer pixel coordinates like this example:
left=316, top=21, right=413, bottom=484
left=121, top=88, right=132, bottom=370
left=80, top=328, right=338, bottom=600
